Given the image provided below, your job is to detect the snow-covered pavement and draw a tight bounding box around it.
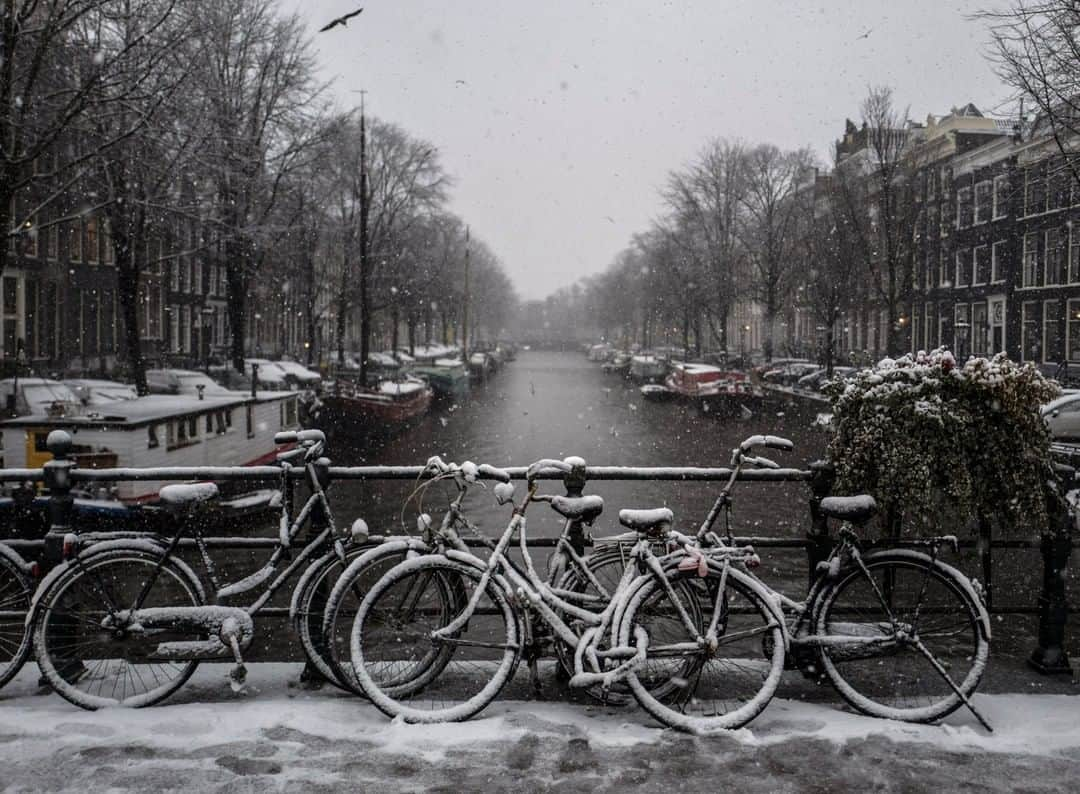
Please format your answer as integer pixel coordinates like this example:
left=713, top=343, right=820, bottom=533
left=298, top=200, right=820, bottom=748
left=1, top=663, right=1078, bottom=792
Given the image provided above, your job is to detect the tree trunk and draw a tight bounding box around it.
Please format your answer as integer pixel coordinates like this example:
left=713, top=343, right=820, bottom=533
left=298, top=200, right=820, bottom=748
left=113, top=225, right=148, bottom=396
left=390, top=303, right=400, bottom=356
left=225, top=233, right=250, bottom=373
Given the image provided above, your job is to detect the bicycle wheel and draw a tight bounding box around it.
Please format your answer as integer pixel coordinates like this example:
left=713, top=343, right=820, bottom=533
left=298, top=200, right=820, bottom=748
left=621, top=565, right=785, bottom=733
left=33, top=549, right=205, bottom=709
left=814, top=550, right=990, bottom=723
left=0, top=551, right=34, bottom=692
left=293, top=542, right=381, bottom=692
left=320, top=541, right=439, bottom=696
left=351, top=555, right=521, bottom=723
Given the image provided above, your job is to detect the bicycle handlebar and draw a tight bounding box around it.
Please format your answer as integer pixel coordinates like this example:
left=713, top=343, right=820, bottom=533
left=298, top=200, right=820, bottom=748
left=274, top=429, right=326, bottom=446
left=738, top=434, right=793, bottom=454
left=525, top=458, right=574, bottom=481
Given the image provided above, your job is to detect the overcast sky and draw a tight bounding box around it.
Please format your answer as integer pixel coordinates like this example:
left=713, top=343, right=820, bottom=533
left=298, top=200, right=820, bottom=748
left=286, top=1, right=1008, bottom=301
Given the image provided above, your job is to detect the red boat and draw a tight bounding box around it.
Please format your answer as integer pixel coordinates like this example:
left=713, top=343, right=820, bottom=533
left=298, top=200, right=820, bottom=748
left=319, top=378, right=433, bottom=436
left=665, top=362, right=754, bottom=410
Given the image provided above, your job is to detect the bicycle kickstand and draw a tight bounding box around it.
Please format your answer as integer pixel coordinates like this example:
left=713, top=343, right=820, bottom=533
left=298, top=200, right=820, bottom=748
left=221, top=617, right=248, bottom=693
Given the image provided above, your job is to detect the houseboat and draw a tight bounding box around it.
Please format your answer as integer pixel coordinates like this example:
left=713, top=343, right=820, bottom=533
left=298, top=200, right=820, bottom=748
left=665, top=362, right=755, bottom=414
left=318, top=378, right=433, bottom=436
left=0, top=389, right=301, bottom=510
left=629, top=354, right=667, bottom=383
left=412, top=357, right=469, bottom=399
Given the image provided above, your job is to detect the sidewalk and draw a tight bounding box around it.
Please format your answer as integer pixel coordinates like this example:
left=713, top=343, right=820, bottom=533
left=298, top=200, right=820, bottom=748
left=1, top=662, right=1078, bottom=792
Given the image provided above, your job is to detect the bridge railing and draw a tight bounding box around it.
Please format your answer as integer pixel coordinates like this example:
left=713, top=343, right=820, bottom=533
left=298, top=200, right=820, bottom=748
left=0, top=430, right=1072, bottom=673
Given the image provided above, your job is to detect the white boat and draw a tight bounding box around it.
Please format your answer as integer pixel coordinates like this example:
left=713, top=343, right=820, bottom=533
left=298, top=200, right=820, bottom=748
left=629, top=354, right=667, bottom=383
left=0, top=389, right=301, bottom=505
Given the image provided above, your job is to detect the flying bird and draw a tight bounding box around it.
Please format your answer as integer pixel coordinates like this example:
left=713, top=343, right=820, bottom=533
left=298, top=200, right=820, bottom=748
left=319, top=7, right=363, bottom=33
left=855, top=28, right=873, bottom=40
left=604, top=215, right=615, bottom=224
left=455, top=79, right=467, bottom=86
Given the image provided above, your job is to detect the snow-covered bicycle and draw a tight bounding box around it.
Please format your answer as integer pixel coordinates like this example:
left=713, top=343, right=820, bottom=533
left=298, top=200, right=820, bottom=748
left=320, top=455, right=635, bottom=697
left=27, top=429, right=378, bottom=709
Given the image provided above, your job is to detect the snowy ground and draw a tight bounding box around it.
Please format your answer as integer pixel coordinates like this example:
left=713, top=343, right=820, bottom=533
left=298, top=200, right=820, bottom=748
left=1, top=664, right=1078, bottom=792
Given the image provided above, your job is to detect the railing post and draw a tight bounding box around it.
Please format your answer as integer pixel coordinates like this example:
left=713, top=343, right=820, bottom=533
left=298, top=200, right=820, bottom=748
left=42, top=430, right=75, bottom=567
left=807, top=460, right=835, bottom=587
left=564, top=457, right=588, bottom=556
left=1028, top=463, right=1073, bottom=675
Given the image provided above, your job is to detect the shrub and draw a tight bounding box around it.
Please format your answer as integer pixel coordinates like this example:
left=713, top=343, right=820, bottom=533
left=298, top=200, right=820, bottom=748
left=822, top=349, right=1061, bottom=536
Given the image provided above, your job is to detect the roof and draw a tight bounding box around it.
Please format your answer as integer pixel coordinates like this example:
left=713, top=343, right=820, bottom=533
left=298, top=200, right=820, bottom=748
left=0, top=390, right=294, bottom=429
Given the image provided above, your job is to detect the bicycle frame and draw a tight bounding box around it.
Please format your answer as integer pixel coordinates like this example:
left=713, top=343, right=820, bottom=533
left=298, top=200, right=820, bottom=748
left=431, top=483, right=704, bottom=685
left=80, top=450, right=344, bottom=622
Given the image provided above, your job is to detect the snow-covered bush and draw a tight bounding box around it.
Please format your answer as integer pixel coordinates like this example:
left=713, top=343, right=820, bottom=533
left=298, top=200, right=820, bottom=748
left=822, top=349, right=1061, bottom=535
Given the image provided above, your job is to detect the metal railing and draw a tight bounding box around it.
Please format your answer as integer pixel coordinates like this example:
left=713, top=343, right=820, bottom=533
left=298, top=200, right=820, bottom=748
left=0, top=430, right=1073, bottom=673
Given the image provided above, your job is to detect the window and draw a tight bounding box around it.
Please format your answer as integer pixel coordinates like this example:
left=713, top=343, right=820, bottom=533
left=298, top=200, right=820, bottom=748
left=102, top=218, right=114, bottom=265
left=1072, top=226, right=1080, bottom=284
left=924, top=302, right=933, bottom=349
left=85, top=216, right=98, bottom=263
left=218, top=267, right=228, bottom=297
left=954, top=303, right=971, bottom=357
left=1049, top=160, right=1070, bottom=210
left=991, top=240, right=1007, bottom=283
left=1024, top=165, right=1043, bottom=216
left=169, top=305, right=180, bottom=352
left=992, top=175, right=1008, bottom=219
left=938, top=302, right=952, bottom=349
left=181, top=305, right=191, bottom=353
left=972, top=302, right=988, bottom=356
left=180, top=256, right=190, bottom=292
left=24, top=215, right=38, bottom=258
left=924, top=246, right=935, bottom=290
left=912, top=307, right=921, bottom=353
left=1046, top=228, right=1066, bottom=286
left=1022, top=232, right=1040, bottom=287
left=974, top=181, right=992, bottom=224
left=46, top=217, right=57, bottom=259
left=956, top=186, right=972, bottom=229
left=973, top=245, right=990, bottom=286
left=68, top=220, right=82, bottom=262
left=1069, top=300, right=1080, bottom=362
left=1045, top=299, right=1064, bottom=363
left=170, top=259, right=180, bottom=291
left=1022, top=301, right=1040, bottom=361
left=147, top=425, right=159, bottom=449
left=938, top=243, right=949, bottom=286
left=954, top=247, right=970, bottom=287
left=215, top=411, right=227, bottom=434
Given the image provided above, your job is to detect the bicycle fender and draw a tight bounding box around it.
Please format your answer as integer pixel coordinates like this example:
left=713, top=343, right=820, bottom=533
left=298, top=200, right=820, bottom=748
left=0, top=541, right=33, bottom=578
left=27, top=541, right=205, bottom=628
left=287, top=539, right=381, bottom=626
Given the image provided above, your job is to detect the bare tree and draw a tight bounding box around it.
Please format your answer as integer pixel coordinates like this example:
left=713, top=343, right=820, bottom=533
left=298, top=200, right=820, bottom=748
left=192, top=0, right=326, bottom=371
left=73, top=0, right=199, bottom=394
left=738, top=143, right=813, bottom=362
left=980, top=1, right=1080, bottom=186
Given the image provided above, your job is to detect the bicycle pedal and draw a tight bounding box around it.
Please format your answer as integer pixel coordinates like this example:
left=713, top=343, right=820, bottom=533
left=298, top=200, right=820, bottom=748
left=229, top=664, right=248, bottom=693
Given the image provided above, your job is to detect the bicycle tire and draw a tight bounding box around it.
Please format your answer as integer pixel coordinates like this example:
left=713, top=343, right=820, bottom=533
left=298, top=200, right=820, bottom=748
left=621, top=565, right=786, bottom=734
left=319, top=540, right=434, bottom=696
left=0, top=550, right=34, bottom=692
left=32, top=549, right=205, bottom=709
left=293, top=542, right=381, bottom=692
left=814, top=549, right=990, bottom=723
left=351, top=554, right=521, bottom=724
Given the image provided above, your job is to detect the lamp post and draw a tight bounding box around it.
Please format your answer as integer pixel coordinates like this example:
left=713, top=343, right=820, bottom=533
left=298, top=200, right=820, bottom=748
left=954, top=319, right=971, bottom=362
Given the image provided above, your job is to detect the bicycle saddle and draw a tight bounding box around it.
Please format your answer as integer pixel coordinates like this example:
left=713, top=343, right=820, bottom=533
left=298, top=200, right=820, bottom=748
left=549, top=494, right=604, bottom=525
left=160, top=483, right=219, bottom=506
left=618, top=507, right=674, bottom=534
left=819, top=495, right=877, bottom=525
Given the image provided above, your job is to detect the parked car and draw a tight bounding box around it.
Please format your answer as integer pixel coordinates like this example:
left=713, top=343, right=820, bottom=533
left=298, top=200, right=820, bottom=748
left=273, top=359, right=322, bottom=389
left=64, top=379, right=139, bottom=407
left=206, top=366, right=253, bottom=392
left=244, top=359, right=292, bottom=390
left=797, top=366, right=857, bottom=392
left=763, top=362, right=820, bottom=386
left=146, top=368, right=236, bottom=396
left=1042, top=392, right=1080, bottom=442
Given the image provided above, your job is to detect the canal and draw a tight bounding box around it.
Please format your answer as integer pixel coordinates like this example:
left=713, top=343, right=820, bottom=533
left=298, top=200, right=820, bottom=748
left=328, top=350, right=828, bottom=545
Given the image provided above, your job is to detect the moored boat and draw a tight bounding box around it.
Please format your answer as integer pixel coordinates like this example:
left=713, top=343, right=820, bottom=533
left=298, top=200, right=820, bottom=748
left=629, top=354, right=667, bottom=383
left=0, top=388, right=301, bottom=530
left=318, top=377, right=433, bottom=436
left=412, top=358, right=469, bottom=399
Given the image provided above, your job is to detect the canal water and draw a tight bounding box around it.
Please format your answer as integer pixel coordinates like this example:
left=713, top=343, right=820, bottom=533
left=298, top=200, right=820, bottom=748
left=328, top=350, right=828, bottom=545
